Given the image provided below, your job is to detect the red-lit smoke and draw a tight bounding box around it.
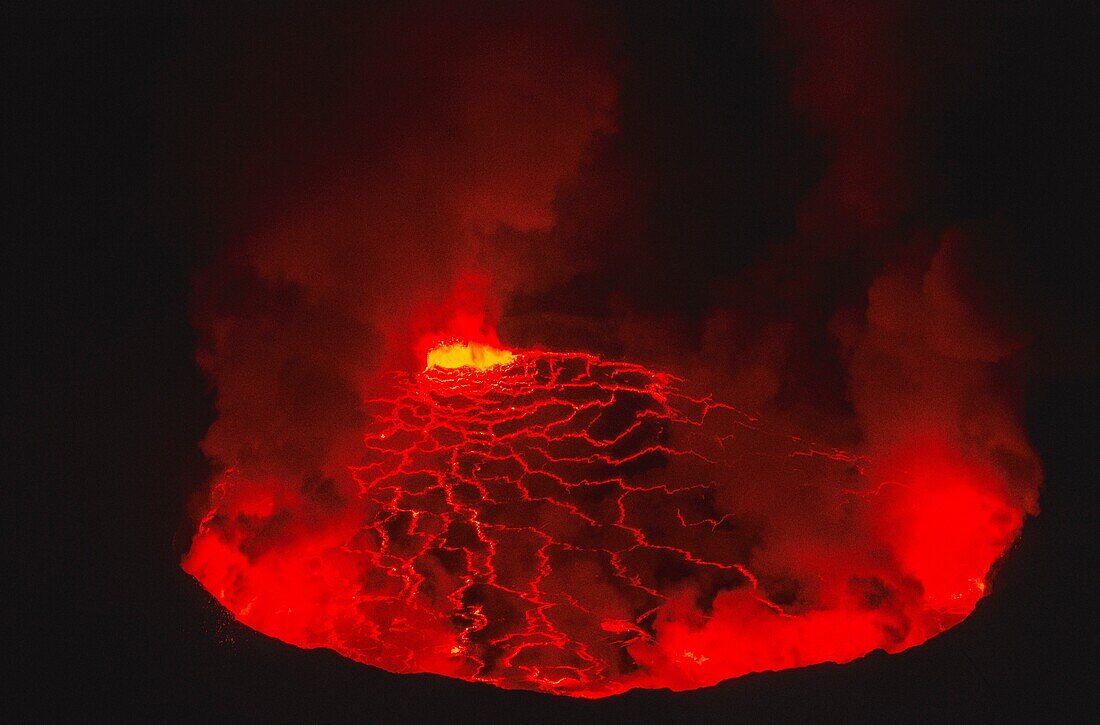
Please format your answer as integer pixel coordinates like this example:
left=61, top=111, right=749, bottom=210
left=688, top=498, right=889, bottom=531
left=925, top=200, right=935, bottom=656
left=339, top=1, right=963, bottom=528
left=181, top=2, right=1041, bottom=699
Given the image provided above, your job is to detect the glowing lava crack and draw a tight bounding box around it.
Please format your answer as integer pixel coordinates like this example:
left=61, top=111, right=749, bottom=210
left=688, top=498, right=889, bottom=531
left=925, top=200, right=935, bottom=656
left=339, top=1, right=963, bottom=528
left=184, top=345, right=1025, bottom=697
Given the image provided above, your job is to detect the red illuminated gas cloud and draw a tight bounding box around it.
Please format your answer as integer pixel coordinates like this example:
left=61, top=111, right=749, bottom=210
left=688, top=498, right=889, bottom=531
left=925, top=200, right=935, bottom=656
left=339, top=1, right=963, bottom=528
left=180, top=2, right=1041, bottom=700
left=184, top=336, right=1030, bottom=697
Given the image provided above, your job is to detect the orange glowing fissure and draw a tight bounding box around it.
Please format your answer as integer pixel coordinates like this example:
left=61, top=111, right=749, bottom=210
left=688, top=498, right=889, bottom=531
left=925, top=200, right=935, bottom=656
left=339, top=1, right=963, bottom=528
left=184, top=341, right=1025, bottom=698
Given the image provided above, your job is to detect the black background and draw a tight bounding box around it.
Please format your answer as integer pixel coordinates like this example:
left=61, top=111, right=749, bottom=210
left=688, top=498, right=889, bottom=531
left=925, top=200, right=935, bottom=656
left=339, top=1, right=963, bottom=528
left=7, top=2, right=1097, bottom=721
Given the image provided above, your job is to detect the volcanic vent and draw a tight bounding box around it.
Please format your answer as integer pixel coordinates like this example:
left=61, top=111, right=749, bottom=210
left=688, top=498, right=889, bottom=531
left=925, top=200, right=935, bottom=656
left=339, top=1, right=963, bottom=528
left=183, top=342, right=1026, bottom=697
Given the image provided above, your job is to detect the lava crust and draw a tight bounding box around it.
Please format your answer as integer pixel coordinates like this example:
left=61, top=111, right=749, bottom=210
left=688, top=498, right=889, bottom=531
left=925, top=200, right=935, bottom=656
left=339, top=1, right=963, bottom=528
left=184, top=350, right=1023, bottom=697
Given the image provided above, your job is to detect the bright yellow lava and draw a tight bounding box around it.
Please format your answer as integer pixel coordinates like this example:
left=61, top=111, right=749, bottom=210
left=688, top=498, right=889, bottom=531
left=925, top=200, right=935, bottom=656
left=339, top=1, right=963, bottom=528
left=426, top=341, right=516, bottom=370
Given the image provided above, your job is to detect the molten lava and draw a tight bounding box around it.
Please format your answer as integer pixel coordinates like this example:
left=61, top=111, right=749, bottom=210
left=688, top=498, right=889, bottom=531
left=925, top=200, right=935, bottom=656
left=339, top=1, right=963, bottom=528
left=426, top=341, right=516, bottom=371
left=183, top=346, right=1025, bottom=697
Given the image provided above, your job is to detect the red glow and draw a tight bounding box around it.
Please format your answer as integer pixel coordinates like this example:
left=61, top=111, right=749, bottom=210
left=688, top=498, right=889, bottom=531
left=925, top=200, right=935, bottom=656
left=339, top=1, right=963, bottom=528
left=406, top=271, right=509, bottom=371
left=183, top=348, right=1027, bottom=697
left=873, top=442, right=1024, bottom=614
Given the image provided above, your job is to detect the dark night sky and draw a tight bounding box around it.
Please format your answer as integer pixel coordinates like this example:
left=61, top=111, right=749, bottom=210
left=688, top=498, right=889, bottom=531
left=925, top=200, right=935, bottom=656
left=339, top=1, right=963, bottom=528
left=6, top=1, right=1098, bottom=721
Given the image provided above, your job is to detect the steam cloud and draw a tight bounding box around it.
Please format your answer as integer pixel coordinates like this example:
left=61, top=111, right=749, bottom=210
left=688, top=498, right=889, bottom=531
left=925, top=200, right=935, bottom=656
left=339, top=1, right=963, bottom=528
left=181, top=1, right=1041, bottom=696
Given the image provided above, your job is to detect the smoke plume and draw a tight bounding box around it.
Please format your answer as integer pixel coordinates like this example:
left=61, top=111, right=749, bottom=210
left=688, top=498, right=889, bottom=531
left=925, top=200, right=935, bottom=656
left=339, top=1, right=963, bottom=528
left=180, top=1, right=1041, bottom=696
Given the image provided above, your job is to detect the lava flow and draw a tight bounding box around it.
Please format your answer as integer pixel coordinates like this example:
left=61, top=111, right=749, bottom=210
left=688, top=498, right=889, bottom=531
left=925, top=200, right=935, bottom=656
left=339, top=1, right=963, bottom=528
left=183, top=342, right=1026, bottom=697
